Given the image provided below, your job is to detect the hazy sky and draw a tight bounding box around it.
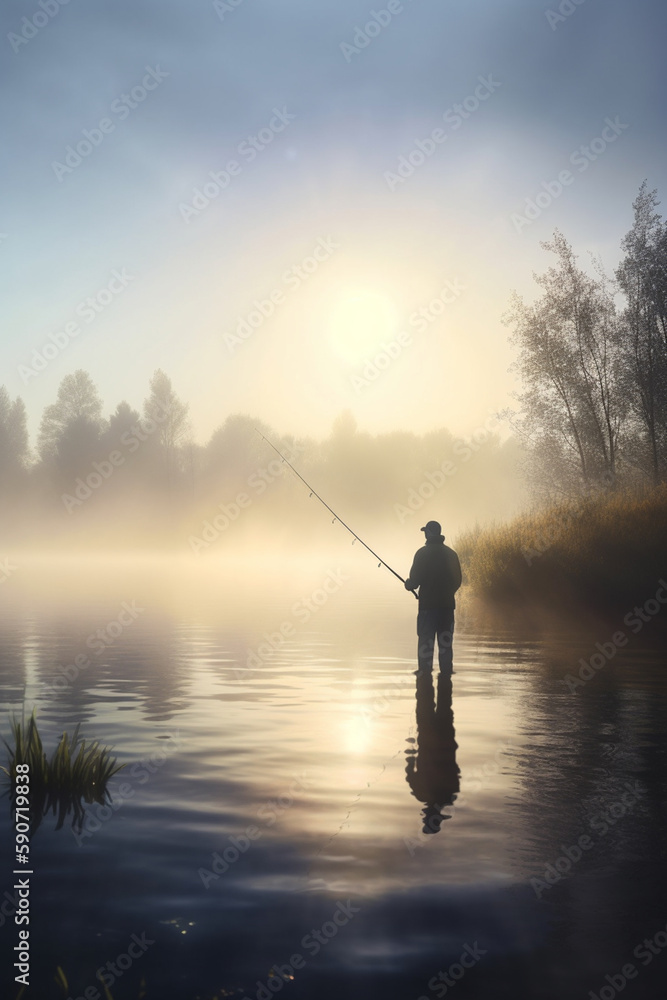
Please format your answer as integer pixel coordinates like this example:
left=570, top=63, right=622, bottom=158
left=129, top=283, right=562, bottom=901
left=2, top=0, right=666, bottom=444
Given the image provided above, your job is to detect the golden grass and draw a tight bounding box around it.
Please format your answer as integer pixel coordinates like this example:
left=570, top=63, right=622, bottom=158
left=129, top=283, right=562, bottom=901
left=457, top=484, right=667, bottom=610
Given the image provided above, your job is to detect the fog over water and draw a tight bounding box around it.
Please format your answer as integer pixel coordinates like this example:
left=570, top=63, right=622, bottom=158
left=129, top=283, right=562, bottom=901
left=0, top=374, right=526, bottom=555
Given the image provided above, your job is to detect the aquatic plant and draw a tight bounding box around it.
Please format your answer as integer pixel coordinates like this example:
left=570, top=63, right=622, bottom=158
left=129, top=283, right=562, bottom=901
left=14, top=967, right=147, bottom=1000
left=15, top=964, right=230, bottom=999
left=55, top=966, right=146, bottom=1000
left=1, top=710, right=124, bottom=834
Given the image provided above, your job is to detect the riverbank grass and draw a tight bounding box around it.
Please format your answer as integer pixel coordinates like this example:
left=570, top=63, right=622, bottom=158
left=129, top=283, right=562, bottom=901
left=457, top=485, right=667, bottom=611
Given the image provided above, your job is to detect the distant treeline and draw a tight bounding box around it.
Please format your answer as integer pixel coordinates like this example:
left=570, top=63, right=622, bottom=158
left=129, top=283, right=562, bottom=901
left=508, top=182, right=667, bottom=498
left=0, top=371, right=522, bottom=549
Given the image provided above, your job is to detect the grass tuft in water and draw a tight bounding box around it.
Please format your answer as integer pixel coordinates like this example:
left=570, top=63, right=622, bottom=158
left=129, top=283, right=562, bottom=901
left=1, top=709, right=124, bottom=834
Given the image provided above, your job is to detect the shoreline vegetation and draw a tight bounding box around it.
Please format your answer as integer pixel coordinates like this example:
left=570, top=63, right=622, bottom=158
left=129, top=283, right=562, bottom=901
left=457, top=484, right=667, bottom=618
left=457, top=182, right=667, bottom=623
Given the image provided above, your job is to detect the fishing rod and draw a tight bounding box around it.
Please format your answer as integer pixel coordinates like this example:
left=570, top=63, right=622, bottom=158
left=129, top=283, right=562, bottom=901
left=256, top=430, right=418, bottom=599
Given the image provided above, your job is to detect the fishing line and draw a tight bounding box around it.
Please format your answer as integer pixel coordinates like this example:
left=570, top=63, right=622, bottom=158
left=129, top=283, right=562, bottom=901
left=256, top=430, right=418, bottom=598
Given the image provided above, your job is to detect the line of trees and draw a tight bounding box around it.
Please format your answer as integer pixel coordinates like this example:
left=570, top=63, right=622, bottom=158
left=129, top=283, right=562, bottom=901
left=1, top=368, right=190, bottom=493
left=507, top=182, right=667, bottom=497
left=0, top=372, right=522, bottom=547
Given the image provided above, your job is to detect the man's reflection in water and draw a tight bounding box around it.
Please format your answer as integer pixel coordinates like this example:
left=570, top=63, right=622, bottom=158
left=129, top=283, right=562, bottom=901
left=405, top=672, right=460, bottom=835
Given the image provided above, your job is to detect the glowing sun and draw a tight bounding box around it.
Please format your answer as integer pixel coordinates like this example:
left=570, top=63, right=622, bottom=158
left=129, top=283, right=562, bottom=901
left=327, top=289, right=400, bottom=364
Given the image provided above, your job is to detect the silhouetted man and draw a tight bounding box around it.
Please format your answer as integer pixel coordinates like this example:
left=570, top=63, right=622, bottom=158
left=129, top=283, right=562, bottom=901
left=405, top=520, right=462, bottom=674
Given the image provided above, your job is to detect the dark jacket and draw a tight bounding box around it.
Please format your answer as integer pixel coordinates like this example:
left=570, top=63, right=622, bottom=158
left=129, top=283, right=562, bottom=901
left=406, top=536, right=462, bottom=610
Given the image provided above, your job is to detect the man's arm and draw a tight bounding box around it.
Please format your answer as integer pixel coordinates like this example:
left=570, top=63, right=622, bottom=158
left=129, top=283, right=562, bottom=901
left=404, top=549, right=423, bottom=591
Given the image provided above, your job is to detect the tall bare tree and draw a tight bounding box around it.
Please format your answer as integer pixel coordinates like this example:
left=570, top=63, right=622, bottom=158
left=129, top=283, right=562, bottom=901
left=616, top=182, right=667, bottom=484
left=506, top=232, right=625, bottom=496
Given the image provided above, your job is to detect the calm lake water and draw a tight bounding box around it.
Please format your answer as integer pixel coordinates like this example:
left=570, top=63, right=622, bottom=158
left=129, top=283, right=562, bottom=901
left=1, top=554, right=666, bottom=1000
